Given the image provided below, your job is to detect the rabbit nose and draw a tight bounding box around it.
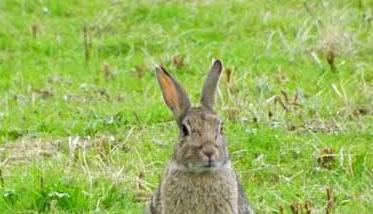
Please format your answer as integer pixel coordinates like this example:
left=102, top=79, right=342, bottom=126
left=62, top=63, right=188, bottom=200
left=203, top=150, right=214, bottom=158
left=202, top=146, right=216, bottom=160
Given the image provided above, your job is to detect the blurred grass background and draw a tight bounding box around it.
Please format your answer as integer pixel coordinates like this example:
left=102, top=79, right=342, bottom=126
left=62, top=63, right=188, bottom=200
left=0, top=0, right=372, bottom=213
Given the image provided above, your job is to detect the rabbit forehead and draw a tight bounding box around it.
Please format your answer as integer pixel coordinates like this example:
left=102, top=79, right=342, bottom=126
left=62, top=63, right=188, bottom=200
left=183, top=110, right=221, bottom=128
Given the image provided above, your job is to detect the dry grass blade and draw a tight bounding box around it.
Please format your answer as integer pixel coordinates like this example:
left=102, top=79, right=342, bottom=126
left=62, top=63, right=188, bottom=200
left=172, top=55, right=186, bottom=69
left=31, top=24, right=39, bottom=38
left=83, top=26, right=91, bottom=63
left=326, top=187, right=333, bottom=214
left=278, top=204, right=284, bottom=214
left=326, top=49, right=336, bottom=72
left=275, top=95, right=290, bottom=112
left=225, top=68, right=232, bottom=85
left=101, top=61, right=113, bottom=79
left=0, top=169, right=4, bottom=188
left=290, top=202, right=301, bottom=214
left=304, top=201, right=312, bottom=214
left=281, top=90, right=289, bottom=104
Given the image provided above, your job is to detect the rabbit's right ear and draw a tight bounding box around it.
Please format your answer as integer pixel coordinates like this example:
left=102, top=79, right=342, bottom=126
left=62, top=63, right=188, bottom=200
left=200, top=59, right=223, bottom=110
left=155, top=65, right=191, bottom=123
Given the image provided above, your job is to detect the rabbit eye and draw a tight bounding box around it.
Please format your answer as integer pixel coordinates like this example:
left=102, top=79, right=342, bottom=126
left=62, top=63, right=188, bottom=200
left=220, top=123, right=224, bottom=134
left=181, top=124, right=190, bottom=136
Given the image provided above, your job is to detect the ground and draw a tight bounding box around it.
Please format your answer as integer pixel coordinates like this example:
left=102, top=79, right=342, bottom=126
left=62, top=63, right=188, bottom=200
left=0, top=0, right=373, bottom=213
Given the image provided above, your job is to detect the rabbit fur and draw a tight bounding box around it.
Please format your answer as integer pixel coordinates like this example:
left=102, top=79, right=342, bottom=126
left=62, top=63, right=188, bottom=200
left=147, top=60, right=254, bottom=214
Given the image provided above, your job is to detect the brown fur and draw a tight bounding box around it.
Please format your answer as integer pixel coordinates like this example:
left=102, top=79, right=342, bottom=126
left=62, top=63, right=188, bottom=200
left=148, top=60, right=254, bottom=214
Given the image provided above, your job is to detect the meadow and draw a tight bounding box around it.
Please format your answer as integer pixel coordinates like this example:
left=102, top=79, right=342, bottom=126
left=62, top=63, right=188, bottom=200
left=0, top=0, right=373, bottom=213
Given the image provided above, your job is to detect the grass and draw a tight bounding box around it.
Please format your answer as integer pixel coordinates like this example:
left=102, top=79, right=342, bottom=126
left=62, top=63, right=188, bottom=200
left=0, top=0, right=373, bottom=213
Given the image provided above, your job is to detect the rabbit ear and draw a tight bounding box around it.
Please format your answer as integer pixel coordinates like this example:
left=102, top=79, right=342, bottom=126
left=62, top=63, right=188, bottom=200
left=200, top=59, right=223, bottom=110
left=155, top=65, right=191, bottom=122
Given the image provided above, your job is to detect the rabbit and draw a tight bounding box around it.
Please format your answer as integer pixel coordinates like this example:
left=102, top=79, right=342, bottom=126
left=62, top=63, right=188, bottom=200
left=146, top=59, right=254, bottom=214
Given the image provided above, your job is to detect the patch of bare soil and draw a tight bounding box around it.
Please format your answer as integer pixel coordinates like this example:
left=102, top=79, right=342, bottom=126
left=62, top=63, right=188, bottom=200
left=0, top=135, right=127, bottom=167
left=0, top=138, right=59, bottom=166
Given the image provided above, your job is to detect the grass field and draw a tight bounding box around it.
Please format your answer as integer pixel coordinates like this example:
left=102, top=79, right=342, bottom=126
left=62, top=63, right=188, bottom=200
left=1, top=0, right=373, bottom=213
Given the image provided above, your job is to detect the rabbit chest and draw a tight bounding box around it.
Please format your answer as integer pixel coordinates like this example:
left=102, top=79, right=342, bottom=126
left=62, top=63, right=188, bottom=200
left=160, top=168, right=239, bottom=214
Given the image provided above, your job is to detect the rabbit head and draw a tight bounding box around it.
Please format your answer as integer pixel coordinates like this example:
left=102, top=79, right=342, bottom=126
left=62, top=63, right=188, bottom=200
left=155, top=60, right=228, bottom=172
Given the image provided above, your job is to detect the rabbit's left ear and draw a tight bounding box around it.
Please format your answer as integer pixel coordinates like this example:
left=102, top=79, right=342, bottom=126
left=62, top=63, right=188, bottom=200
left=200, top=59, right=223, bottom=110
left=155, top=65, right=191, bottom=123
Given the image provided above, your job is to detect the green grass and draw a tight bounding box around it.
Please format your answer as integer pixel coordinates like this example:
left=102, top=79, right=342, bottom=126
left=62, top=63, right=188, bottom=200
left=1, top=0, right=373, bottom=213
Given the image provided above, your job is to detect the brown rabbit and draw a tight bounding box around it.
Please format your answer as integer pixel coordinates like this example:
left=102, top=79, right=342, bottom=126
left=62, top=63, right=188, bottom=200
left=147, top=60, right=254, bottom=214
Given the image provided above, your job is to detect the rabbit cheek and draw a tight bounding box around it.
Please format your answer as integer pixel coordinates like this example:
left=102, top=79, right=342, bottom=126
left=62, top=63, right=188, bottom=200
left=175, top=144, right=190, bottom=162
left=182, top=147, right=198, bottom=163
left=211, top=150, right=220, bottom=163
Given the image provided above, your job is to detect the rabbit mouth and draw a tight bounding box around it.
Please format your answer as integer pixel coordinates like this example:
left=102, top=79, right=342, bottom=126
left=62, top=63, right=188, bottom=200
left=187, top=161, right=223, bottom=172
left=203, top=159, right=219, bottom=168
left=203, top=162, right=215, bottom=168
